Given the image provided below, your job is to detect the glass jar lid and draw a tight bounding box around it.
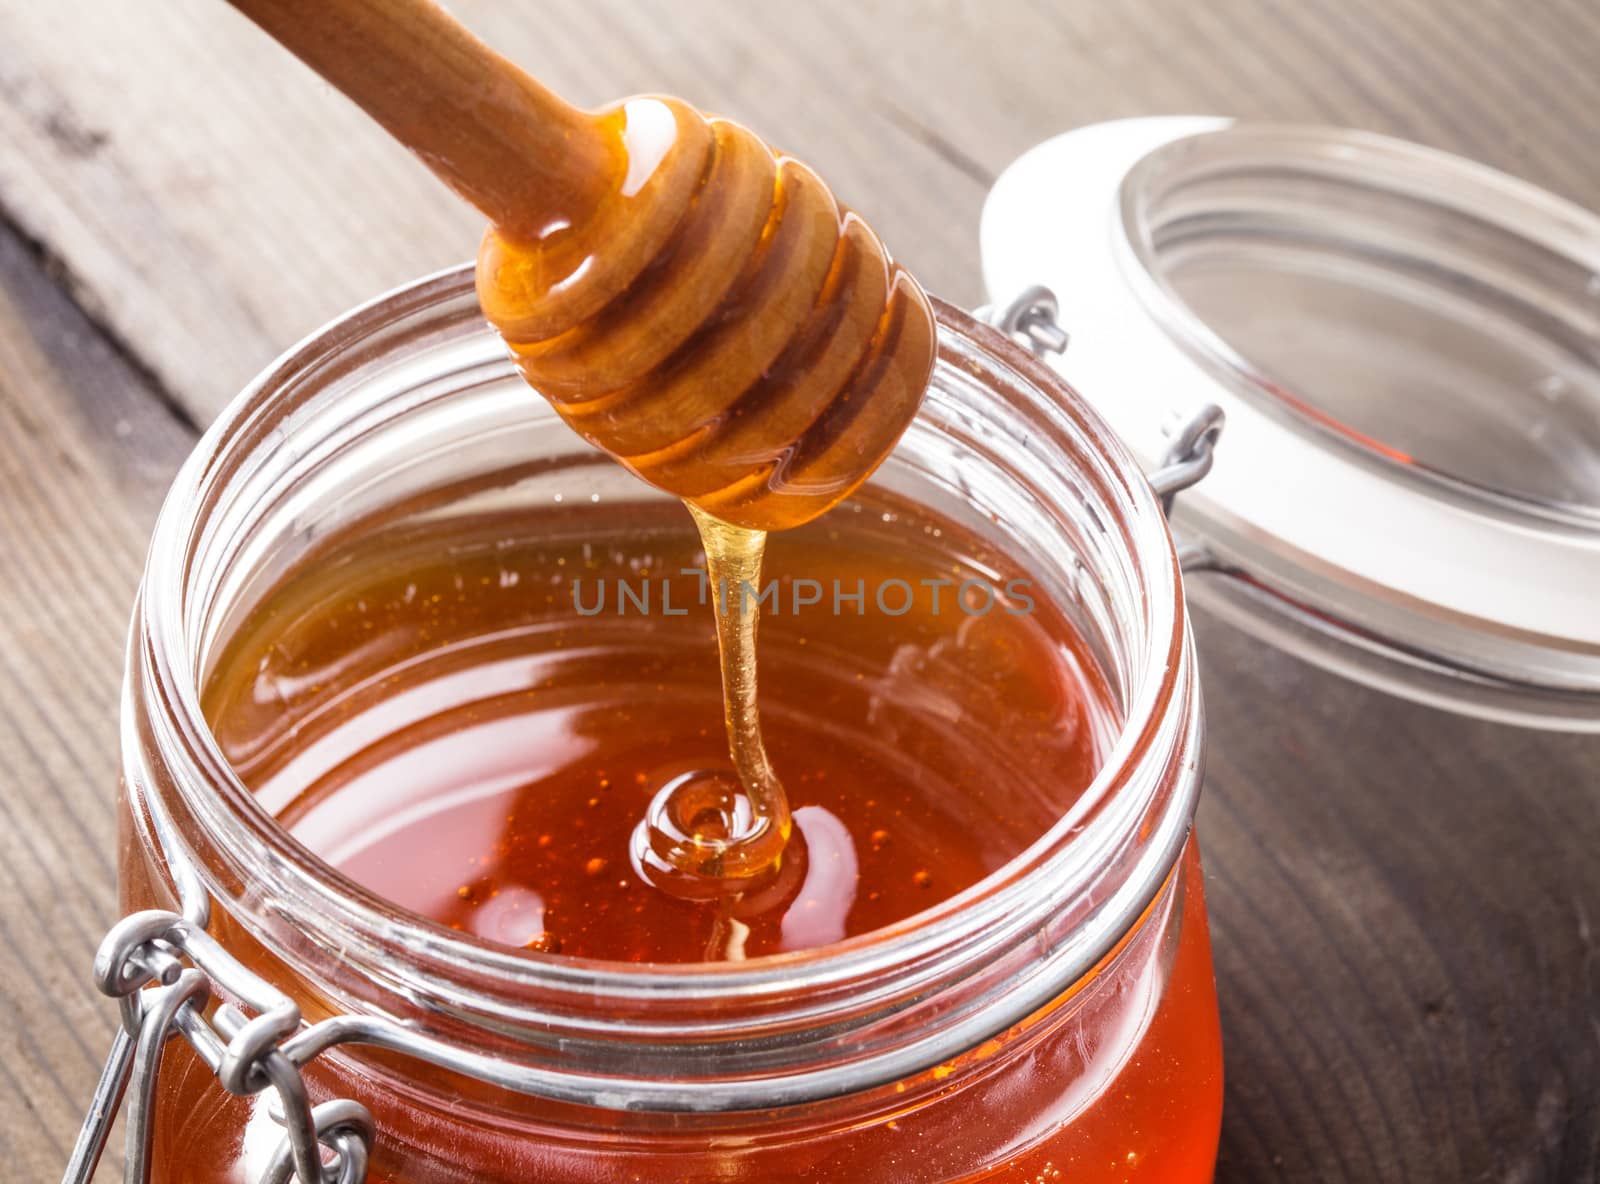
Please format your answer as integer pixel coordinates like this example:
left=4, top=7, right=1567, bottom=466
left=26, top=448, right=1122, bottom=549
left=981, top=116, right=1600, bottom=730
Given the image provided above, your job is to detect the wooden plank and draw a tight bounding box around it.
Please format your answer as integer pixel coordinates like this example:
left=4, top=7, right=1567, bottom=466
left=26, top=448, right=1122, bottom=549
left=1195, top=612, right=1600, bottom=1181
left=5, top=0, right=1600, bottom=426
left=0, top=223, right=195, bottom=1179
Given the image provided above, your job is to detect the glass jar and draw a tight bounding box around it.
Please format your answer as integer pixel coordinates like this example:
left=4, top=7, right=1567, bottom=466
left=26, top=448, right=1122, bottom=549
left=90, top=274, right=1221, bottom=1183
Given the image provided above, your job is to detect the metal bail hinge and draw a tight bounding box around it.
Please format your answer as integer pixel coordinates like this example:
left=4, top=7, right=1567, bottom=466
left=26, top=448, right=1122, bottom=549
left=1148, top=402, right=1224, bottom=517
left=63, top=908, right=374, bottom=1184
left=979, top=286, right=1224, bottom=572
left=978, top=285, right=1070, bottom=357
left=979, top=286, right=1223, bottom=520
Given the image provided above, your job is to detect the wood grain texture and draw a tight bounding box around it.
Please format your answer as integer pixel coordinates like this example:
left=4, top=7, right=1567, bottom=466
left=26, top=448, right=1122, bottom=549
left=0, top=223, right=195, bottom=1178
left=0, top=1, right=1598, bottom=1180
left=1195, top=613, right=1600, bottom=1182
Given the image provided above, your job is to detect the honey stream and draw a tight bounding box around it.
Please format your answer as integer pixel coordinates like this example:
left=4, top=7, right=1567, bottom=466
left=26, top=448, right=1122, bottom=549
left=632, top=505, right=793, bottom=892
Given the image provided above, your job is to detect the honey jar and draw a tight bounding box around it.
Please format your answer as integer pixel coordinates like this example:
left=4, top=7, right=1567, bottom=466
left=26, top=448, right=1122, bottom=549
left=70, top=281, right=1221, bottom=1182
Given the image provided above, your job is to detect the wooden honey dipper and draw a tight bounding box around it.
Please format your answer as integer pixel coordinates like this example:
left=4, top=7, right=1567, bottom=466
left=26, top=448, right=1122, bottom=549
left=227, top=0, right=937, bottom=893
left=227, top=0, right=937, bottom=533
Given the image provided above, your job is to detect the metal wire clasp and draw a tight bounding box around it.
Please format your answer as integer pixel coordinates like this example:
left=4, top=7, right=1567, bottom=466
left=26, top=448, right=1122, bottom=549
left=981, top=286, right=1224, bottom=536
left=978, top=284, right=1071, bottom=356
left=63, top=908, right=373, bottom=1184
left=1149, top=403, right=1224, bottom=516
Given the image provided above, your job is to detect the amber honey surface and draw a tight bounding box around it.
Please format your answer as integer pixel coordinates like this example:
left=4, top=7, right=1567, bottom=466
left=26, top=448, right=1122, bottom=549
left=202, top=488, right=1113, bottom=963
left=144, top=483, right=1226, bottom=1184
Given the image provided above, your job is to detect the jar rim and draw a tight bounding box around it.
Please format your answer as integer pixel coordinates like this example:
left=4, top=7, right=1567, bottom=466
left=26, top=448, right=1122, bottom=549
left=129, top=266, right=1199, bottom=1106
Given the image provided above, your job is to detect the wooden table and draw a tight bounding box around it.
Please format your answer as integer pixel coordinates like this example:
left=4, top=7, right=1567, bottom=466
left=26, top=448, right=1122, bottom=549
left=2, top=2, right=1597, bottom=1179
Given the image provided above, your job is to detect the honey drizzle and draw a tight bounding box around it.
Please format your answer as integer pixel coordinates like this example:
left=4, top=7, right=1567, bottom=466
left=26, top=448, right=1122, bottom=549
left=627, top=504, right=794, bottom=898
left=683, top=503, right=792, bottom=877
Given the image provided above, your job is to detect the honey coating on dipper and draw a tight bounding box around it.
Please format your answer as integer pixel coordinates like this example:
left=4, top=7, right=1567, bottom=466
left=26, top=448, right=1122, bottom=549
left=477, top=96, right=937, bottom=533
left=475, top=96, right=938, bottom=888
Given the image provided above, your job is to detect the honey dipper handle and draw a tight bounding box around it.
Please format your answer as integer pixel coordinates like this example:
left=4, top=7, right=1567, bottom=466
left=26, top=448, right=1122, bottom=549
left=224, top=0, right=619, bottom=237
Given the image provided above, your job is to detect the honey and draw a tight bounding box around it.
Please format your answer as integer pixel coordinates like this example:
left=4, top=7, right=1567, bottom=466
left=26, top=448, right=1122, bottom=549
left=201, top=491, right=1112, bottom=963
left=141, top=482, right=1224, bottom=1184
left=640, top=506, right=792, bottom=890
left=142, top=844, right=1222, bottom=1184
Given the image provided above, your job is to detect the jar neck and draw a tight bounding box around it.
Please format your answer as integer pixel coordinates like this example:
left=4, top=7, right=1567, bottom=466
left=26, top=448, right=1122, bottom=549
left=124, top=273, right=1199, bottom=1110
